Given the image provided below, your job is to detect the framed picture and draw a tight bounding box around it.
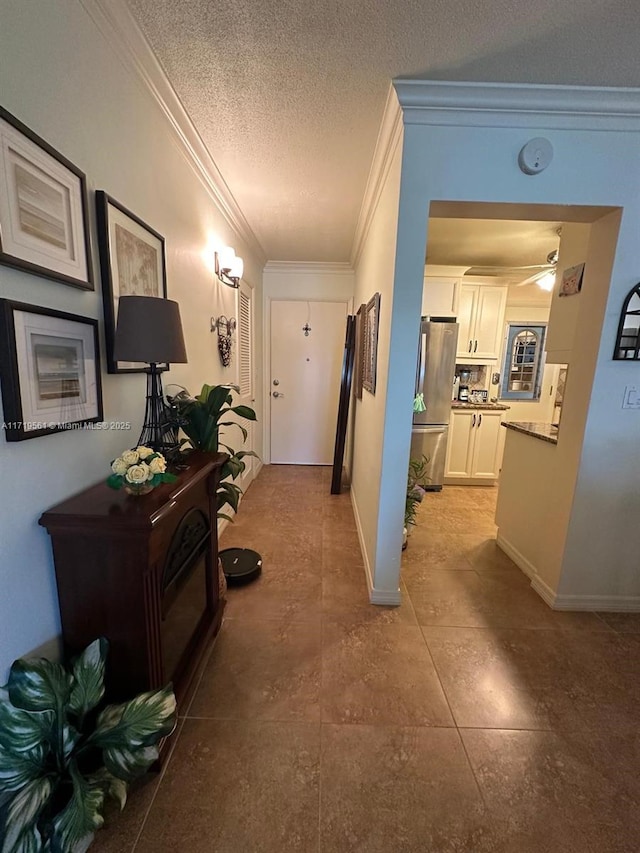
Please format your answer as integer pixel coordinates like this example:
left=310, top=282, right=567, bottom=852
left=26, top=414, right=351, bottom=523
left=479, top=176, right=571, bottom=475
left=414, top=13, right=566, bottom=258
left=0, top=300, right=103, bottom=441
left=559, top=262, right=585, bottom=297
left=96, top=191, right=168, bottom=373
left=0, top=106, right=92, bottom=289
left=363, top=292, right=381, bottom=394
left=353, top=303, right=365, bottom=399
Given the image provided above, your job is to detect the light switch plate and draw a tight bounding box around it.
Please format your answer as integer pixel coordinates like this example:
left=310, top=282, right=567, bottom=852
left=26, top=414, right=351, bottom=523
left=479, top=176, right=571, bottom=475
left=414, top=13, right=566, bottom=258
left=622, top=386, right=640, bottom=409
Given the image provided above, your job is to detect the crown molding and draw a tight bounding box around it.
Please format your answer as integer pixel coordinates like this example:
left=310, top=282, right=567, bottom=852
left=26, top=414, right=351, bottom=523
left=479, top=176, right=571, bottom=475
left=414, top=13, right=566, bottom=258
left=264, top=261, right=354, bottom=276
left=350, top=85, right=403, bottom=268
left=78, top=0, right=266, bottom=265
left=424, top=264, right=470, bottom=278
left=393, top=79, right=640, bottom=131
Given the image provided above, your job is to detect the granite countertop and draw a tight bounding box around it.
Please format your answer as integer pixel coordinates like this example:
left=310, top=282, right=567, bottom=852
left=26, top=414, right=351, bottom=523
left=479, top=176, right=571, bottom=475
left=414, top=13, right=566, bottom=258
left=502, top=421, right=559, bottom=445
left=451, top=401, right=511, bottom=411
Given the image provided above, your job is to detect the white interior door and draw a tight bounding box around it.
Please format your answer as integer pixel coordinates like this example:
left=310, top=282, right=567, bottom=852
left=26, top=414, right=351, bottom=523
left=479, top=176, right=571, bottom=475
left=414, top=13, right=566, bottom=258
left=270, top=300, right=347, bottom=464
left=236, top=280, right=255, bottom=491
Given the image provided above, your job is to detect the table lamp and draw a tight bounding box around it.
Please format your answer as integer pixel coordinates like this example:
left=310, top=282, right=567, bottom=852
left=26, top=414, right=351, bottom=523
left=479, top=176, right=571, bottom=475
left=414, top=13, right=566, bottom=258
left=113, top=295, right=188, bottom=453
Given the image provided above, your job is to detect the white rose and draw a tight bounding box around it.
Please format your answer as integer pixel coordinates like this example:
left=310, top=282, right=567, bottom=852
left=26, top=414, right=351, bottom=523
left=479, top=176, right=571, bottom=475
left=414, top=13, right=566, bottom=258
left=148, top=456, right=167, bottom=475
left=125, top=462, right=151, bottom=484
left=121, top=449, right=139, bottom=466
left=111, top=457, right=128, bottom=476
left=136, top=446, right=154, bottom=460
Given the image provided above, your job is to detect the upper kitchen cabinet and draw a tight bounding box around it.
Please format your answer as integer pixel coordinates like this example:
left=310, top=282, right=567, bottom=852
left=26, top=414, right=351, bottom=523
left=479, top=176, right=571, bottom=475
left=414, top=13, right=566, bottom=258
left=421, top=266, right=468, bottom=318
left=456, top=283, right=507, bottom=361
left=422, top=276, right=459, bottom=318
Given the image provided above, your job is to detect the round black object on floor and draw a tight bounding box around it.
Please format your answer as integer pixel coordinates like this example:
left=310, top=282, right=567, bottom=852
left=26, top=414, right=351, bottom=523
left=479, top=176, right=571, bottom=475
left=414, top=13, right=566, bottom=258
left=219, top=548, right=262, bottom=586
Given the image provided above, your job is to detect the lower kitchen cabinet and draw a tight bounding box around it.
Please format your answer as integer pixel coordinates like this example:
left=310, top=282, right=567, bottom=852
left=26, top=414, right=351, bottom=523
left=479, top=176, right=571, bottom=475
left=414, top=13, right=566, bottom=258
left=444, top=410, right=504, bottom=483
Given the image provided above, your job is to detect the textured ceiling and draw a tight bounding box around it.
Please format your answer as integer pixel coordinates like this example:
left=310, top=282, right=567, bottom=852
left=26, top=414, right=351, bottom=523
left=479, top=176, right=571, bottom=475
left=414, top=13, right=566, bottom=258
left=127, top=0, right=640, bottom=263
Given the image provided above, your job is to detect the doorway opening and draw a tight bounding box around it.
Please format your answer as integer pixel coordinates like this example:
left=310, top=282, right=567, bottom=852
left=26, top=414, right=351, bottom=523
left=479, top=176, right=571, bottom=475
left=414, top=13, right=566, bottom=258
left=268, top=299, right=348, bottom=465
left=404, top=199, right=621, bottom=604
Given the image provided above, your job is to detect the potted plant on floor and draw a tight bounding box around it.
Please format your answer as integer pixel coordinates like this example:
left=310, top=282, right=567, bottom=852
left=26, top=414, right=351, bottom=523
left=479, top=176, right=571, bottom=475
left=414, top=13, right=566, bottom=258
left=403, top=454, right=429, bottom=550
left=168, top=384, right=259, bottom=522
left=0, top=638, right=176, bottom=852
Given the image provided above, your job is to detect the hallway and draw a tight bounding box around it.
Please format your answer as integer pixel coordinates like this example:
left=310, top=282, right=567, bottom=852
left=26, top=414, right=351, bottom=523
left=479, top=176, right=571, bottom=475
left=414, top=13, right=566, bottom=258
left=95, top=466, right=640, bottom=853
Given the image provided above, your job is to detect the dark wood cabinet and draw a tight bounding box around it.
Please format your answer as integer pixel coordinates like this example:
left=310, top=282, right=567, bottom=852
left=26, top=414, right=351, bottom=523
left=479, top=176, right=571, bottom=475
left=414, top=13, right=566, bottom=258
left=39, top=451, right=227, bottom=714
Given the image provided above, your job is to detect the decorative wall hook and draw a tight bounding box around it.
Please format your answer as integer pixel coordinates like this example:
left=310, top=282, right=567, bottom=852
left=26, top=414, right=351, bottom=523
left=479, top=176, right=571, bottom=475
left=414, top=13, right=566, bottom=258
left=212, top=315, right=236, bottom=366
left=302, top=323, right=311, bottom=337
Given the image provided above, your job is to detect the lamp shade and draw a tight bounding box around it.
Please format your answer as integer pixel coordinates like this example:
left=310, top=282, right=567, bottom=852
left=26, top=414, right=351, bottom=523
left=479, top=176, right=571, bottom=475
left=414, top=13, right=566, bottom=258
left=113, top=296, right=188, bottom=364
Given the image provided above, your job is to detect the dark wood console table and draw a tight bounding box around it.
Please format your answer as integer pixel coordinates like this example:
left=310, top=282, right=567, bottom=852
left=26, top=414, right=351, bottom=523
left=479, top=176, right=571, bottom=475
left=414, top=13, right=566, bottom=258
left=39, top=451, right=227, bottom=719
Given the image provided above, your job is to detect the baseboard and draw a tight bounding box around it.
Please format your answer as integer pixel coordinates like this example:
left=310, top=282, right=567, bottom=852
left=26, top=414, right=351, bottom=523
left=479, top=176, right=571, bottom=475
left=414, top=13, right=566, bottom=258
left=497, top=532, right=558, bottom=607
left=349, top=488, right=375, bottom=594
left=444, top=478, right=498, bottom=487
left=496, top=532, right=640, bottom=611
left=495, top=534, right=538, bottom=580
left=550, top=594, right=640, bottom=612
left=349, top=488, right=402, bottom=607
left=530, top=575, right=559, bottom=609
left=217, top=462, right=263, bottom=541
left=370, top=587, right=402, bottom=606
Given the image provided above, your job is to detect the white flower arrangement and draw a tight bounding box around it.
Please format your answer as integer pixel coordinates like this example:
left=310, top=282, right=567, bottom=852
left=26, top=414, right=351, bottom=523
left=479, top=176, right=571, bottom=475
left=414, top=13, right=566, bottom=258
left=107, top=446, right=177, bottom=493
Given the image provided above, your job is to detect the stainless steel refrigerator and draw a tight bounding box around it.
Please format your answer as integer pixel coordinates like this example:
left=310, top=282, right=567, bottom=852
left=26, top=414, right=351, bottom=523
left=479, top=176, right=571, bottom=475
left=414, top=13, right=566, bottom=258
left=411, top=318, right=459, bottom=490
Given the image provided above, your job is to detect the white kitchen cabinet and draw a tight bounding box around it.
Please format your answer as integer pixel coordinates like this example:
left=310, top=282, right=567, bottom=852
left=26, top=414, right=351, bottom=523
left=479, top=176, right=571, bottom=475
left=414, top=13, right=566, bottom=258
left=445, top=409, right=505, bottom=483
left=456, top=284, right=507, bottom=361
left=422, top=276, right=459, bottom=318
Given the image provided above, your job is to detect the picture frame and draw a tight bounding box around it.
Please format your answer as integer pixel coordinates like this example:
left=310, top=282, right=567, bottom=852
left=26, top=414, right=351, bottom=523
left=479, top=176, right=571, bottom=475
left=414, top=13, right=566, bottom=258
left=0, top=300, right=103, bottom=441
left=95, top=190, right=168, bottom=373
left=0, top=106, right=93, bottom=289
left=353, top=303, right=365, bottom=399
left=559, top=262, right=585, bottom=297
left=362, top=292, right=381, bottom=394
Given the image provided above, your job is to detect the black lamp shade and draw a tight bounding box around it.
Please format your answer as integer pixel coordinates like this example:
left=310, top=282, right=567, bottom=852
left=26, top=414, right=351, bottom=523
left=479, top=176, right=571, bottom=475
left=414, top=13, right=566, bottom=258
left=114, top=296, right=188, bottom=364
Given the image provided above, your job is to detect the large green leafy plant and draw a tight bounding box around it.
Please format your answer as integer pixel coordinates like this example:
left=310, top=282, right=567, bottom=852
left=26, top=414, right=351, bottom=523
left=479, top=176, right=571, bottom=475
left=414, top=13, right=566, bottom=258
left=405, top=455, right=429, bottom=529
left=0, top=639, right=176, bottom=853
left=170, top=384, right=258, bottom=521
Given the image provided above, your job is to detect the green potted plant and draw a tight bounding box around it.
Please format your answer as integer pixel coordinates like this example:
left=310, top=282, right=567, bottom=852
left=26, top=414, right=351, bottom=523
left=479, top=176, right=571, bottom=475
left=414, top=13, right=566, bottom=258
left=168, top=384, right=258, bottom=521
left=0, top=638, right=176, bottom=852
left=403, top=455, right=429, bottom=550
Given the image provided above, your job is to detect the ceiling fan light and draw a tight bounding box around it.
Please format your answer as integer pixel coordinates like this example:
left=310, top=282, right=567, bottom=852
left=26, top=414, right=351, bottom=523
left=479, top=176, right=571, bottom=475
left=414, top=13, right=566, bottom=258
left=537, top=271, right=556, bottom=291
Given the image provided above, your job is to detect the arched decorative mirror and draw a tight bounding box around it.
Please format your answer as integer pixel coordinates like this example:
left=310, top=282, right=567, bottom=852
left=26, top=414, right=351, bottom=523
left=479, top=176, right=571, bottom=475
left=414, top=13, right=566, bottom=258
left=499, top=324, right=546, bottom=400
left=613, top=283, right=640, bottom=360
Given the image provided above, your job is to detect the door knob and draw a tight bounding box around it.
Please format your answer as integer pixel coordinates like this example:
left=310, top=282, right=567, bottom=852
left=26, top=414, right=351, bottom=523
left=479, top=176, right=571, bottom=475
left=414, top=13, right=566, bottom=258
left=272, top=391, right=284, bottom=398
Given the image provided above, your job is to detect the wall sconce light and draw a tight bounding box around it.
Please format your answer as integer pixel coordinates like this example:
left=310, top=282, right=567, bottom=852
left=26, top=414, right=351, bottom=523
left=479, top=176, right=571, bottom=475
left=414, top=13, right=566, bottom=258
left=215, top=246, right=244, bottom=288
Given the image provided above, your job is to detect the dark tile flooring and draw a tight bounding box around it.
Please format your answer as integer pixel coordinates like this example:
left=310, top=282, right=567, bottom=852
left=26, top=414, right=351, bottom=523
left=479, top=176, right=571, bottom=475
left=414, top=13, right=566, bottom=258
left=94, top=466, right=640, bottom=852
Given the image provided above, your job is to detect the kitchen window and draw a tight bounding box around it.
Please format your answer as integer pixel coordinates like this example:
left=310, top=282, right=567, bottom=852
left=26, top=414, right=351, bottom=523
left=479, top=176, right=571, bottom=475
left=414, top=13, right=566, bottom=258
left=499, top=323, right=546, bottom=400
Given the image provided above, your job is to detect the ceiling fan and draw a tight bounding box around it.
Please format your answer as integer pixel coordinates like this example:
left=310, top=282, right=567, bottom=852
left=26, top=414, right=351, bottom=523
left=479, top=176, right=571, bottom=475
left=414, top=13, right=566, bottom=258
left=464, top=248, right=559, bottom=290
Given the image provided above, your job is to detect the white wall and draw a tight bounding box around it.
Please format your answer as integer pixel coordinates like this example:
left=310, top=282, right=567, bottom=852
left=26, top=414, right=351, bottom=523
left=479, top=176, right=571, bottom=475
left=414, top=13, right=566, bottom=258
left=350, top=131, right=406, bottom=601
left=545, top=224, right=592, bottom=363
left=263, top=263, right=354, bottom=304
left=496, top=211, right=622, bottom=603
left=0, top=0, right=264, bottom=678
left=374, top=82, right=640, bottom=607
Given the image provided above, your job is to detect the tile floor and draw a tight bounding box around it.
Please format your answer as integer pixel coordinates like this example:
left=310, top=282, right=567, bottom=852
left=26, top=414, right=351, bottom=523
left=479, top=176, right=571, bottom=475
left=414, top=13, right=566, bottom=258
left=94, top=466, right=640, bottom=853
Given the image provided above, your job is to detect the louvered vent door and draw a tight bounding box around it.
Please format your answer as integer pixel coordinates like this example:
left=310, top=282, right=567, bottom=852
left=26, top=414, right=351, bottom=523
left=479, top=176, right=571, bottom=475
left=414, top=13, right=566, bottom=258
left=237, top=281, right=255, bottom=489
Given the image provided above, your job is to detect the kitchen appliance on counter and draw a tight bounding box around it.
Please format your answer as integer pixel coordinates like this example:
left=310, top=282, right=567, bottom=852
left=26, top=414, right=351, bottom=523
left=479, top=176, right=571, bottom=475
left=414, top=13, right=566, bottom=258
left=411, top=318, right=459, bottom=490
left=457, top=368, right=471, bottom=401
